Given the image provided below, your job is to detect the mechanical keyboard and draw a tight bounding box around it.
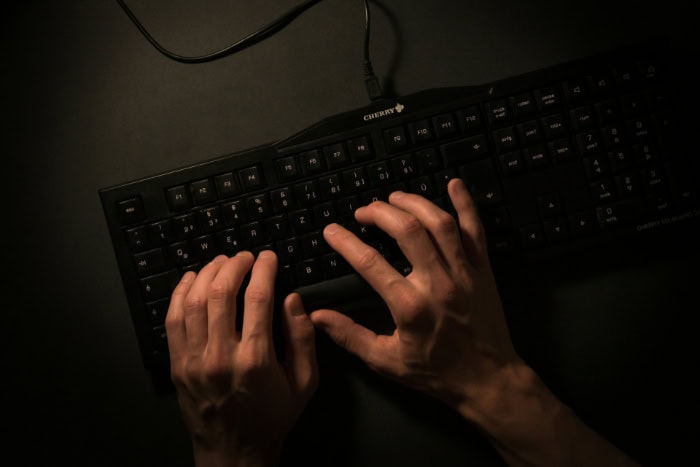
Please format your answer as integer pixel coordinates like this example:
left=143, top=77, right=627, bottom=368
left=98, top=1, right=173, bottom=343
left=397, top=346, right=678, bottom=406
left=99, top=39, right=700, bottom=371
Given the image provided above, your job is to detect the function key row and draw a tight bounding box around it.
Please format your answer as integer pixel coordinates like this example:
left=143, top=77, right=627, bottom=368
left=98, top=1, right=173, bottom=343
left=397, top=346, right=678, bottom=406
left=274, top=136, right=374, bottom=183
left=165, top=164, right=264, bottom=213
left=383, top=106, right=482, bottom=153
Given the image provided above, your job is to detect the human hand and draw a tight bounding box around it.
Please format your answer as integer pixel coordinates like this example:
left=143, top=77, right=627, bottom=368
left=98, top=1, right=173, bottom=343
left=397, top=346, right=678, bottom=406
left=310, top=178, right=521, bottom=416
left=309, top=179, right=642, bottom=466
left=165, top=251, right=318, bottom=467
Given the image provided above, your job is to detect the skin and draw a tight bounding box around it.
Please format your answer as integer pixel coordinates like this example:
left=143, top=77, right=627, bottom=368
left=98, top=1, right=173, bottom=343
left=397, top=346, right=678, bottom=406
left=165, top=251, right=318, bottom=467
left=165, top=178, right=640, bottom=467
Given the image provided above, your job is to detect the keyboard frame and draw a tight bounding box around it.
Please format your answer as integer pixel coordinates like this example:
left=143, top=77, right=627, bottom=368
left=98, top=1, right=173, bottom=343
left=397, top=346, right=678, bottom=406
left=99, top=38, right=700, bottom=371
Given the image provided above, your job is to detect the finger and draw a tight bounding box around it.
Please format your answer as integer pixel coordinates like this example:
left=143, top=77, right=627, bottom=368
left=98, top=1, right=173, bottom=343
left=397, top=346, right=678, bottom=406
left=323, top=223, right=411, bottom=318
left=165, top=271, right=196, bottom=366
left=206, top=252, right=255, bottom=350
left=241, top=250, right=278, bottom=350
left=447, top=178, right=489, bottom=267
left=282, top=293, right=318, bottom=400
left=386, top=190, right=468, bottom=274
left=354, top=200, right=445, bottom=273
left=310, top=309, right=397, bottom=375
left=183, top=255, right=228, bottom=356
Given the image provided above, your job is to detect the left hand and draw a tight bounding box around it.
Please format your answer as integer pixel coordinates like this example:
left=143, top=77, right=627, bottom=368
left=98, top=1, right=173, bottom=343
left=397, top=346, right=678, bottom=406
left=165, top=251, right=318, bottom=467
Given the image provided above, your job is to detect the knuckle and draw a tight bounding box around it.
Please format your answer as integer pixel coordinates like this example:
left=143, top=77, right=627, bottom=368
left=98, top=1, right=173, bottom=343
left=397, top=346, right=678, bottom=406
left=183, top=294, right=204, bottom=316
left=399, top=215, right=424, bottom=236
left=356, top=246, right=383, bottom=271
left=169, top=361, right=186, bottom=385
left=184, top=360, right=202, bottom=383
left=433, top=211, right=456, bottom=233
left=368, top=200, right=388, bottom=211
left=164, top=310, right=181, bottom=331
left=432, top=274, right=464, bottom=309
left=237, top=352, right=267, bottom=377
left=391, top=291, right=425, bottom=322
left=245, top=285, right=271, bottom=306
left=438, top=282, right=460, bottom=306
left=207, top=280, right=229, bottom=302
left=202, top=357, right=232, bottom=382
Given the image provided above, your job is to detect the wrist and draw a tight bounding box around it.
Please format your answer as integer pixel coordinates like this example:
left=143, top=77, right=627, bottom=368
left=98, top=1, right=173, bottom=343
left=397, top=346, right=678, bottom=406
left=452, top=362, right=640, bottom=466
left=453, top=361, right=566, bottom=441
left=192, top=441, right=282, bottom=467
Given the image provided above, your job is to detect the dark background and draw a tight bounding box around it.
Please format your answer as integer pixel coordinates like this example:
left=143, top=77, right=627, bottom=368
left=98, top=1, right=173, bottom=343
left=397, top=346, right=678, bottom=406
left=3, top=1, right=698, bottom=465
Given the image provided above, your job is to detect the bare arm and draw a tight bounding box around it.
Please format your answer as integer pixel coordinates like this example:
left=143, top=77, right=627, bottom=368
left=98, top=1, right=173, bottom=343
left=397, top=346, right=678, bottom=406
left=310, top=178, right=639, bottom=467
left=165, top=251, right=318, bottom=467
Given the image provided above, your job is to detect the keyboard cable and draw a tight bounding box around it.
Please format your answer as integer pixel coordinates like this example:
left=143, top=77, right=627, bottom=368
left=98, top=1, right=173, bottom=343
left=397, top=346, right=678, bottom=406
left=115, top=0, right=385, bottom=102
left=363, top=0, right=384, bottom=101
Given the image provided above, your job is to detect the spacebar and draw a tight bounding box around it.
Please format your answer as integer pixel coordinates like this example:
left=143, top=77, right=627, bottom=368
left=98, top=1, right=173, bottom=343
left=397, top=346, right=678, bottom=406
left=295, top=273, right=394, bottom=332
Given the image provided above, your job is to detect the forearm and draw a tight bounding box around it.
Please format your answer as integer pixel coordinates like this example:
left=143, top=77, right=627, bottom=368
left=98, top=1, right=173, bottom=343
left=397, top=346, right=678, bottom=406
left=192, top=442, right=281, bottom=467
left=455, top=363, right=640, bottom=467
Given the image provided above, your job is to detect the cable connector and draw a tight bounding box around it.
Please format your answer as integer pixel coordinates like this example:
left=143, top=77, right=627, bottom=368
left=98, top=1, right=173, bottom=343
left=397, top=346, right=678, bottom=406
left=364, top=60, right=384, bottom=101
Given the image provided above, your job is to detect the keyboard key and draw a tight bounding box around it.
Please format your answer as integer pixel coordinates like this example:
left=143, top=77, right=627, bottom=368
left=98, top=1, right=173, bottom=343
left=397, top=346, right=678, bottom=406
left=348, top=136, right=373, bottom=161
left=140, top=270, right=179, bottom=301
left=296, top=259, right=321, bottom=286
left=441, top=134, right=489, bottom=166
left=510, top=92, right=537, bottom=119
left=535, top=86, right=561, bottom=111
left=299, top=150, right=325, bottom=175
left=408, top=119, right=434, bottom=144
left=519, top=224, right=545, bottom=249
left=134, top=248, right=167, bottom=276
left=166, top=186, right=191, bottom=212
left=459, top=106, right=482, bottom=131
left=384, top=127, right=409, bottom=152
left=433, top=113, right=459, bottom=138
left=595, top=199, right=644, bottom=230
left=117, top=196, right=146, bottom=225
left=215, top=172, right=239, bottom=198
left=239, top=166, right=264, bottom=191
left=126, top=226, right=150, bottom=252
left=275, top=156, right=299, bottom=182
left=323, top=143, right=349, bottom=169
left=190, top=179, right=216, bottom=205
left=484, top=99, right=511, bottom=125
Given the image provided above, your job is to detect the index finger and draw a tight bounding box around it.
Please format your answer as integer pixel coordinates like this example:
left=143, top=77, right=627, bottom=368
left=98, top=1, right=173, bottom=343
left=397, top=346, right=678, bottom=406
left=323, top=223, right=413, bottom=317
left=206, top=252, right=255, bottom=349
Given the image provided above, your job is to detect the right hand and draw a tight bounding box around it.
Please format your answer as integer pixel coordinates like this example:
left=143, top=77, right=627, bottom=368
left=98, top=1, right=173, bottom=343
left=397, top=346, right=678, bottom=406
left=311, top=178, right=643, bottom=467
left=309, top=178, right=522, bottom=414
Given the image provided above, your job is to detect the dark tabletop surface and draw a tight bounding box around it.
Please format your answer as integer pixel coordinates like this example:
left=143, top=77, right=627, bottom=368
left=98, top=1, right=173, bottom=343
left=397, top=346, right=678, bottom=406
left=3, top=1, right=698, bottom=465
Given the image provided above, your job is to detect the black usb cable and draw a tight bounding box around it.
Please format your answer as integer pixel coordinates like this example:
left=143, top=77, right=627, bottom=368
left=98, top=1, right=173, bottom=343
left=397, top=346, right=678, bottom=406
left=116, top=0, right=384, bottom=101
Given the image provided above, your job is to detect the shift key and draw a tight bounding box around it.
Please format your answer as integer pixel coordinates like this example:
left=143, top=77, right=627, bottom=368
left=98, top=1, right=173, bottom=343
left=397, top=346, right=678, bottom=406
left=141, top=270, right=180, bottom=301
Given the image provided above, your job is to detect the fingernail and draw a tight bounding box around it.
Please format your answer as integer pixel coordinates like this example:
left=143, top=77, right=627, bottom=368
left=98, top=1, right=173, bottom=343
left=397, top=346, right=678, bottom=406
left=180, top=271, right=195, bottom=284
left=288, top=294, right=306, bottom=316
left=452, top=178, right=466, bottom=192
left=391, top=191, right=405, bottom=200
left=291, top=303, right=306, bottom=316
left=259, top=250, right=275, bottom=259
left=325, top=223, right=339, bottom=236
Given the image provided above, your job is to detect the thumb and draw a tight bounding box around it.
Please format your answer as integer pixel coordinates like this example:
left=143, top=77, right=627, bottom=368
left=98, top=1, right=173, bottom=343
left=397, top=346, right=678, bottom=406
left=310, top=309, right=395, bottom=374
left=282, top=293, right=318, bottom=400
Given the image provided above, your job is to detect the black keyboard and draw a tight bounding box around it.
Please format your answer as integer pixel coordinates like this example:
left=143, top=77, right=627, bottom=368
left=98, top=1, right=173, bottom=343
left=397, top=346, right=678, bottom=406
left=100, top=39, right=700, bottom=371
